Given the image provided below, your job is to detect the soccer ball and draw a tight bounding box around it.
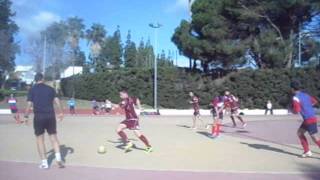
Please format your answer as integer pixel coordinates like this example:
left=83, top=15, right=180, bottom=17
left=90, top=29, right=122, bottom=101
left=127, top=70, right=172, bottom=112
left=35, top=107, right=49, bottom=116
left=97, top=145, right=106, bottom=154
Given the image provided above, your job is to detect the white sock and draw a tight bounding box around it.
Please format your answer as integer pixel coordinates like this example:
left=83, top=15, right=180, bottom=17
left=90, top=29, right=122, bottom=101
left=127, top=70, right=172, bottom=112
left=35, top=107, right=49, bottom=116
left=55, top=153, right=62, bottom=162
left=41, top=159, right=48, bottom=165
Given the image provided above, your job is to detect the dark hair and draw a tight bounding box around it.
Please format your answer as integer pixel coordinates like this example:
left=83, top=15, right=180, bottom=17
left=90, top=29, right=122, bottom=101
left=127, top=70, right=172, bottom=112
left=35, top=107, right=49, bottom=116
left=290, top=81, right=301, bottom=91
left=120, top=89, right=128, bottom=94
left=34, top=73, right=44, bottom=82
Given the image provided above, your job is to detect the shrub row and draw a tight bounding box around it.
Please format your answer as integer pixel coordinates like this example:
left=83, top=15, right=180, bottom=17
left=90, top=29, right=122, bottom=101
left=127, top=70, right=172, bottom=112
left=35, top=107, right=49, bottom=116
left=61, top=68, right=320, bottom=109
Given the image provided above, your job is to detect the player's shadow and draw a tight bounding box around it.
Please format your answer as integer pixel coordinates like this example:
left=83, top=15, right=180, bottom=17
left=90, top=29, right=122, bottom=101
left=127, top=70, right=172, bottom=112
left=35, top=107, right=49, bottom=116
left=47, top=145, right=74, bottom=166
left=196, top=131, right=214, bottom=139
left=176, top=124, right=191, bottom=129
left=240, top=142, right=320, bottom=159
left=107, top=139, right=145, bottom=152
left=298, top=163, right=320, bottom=180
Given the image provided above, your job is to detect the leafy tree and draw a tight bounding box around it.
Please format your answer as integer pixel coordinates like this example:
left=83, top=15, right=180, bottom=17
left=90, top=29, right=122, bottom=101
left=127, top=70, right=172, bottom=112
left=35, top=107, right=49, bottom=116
left=99, top=26, right=123, bottom=69
left=86, top=23, right=107, bottom=71
left=145, top=39, right=155, bottom=68
left=124, top=30, right=137, bottom=68
left=172, top=0, right=320, bottom=70
left=44, top=21, right=68, bottom=79
left=65, top=17, right=85, bottom=67
left=0, top=0, right=19, bottom=87
left=136, top=39, right=146, bottom=67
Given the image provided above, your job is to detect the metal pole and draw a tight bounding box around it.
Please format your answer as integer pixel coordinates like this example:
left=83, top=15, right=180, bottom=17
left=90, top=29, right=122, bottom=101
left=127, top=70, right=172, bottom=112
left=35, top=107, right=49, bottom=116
left=298, top=23, right=302, bottom=67
left=154, top=27, right=158, bottom=111
left=149, top=23, right=162, bottom=112
left=43, top=34, right=47, bottom=75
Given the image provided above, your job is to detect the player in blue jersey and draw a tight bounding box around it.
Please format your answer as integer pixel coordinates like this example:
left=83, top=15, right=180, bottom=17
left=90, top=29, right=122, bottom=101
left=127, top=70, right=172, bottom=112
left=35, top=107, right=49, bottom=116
left=291, top=81, right=320, bottom=158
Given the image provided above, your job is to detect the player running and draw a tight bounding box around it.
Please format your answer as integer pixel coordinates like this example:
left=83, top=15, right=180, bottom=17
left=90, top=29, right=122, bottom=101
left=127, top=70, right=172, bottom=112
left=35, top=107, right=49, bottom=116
left=224, top=91, right=247, bottom=128
left=189, top=92, right=203, bottom=129
left=291, top=81, right=320, bottom=158
left=113, top=90, right=152, bottom=153
left=7, top=94, right=21, bottom=124
left=209, top=96, right=224, bottom=137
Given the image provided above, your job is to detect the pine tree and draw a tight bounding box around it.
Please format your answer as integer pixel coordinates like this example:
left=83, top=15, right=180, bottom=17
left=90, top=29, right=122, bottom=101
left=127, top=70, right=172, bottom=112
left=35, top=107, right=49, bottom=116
left=124, top=30, right=137, bottom=68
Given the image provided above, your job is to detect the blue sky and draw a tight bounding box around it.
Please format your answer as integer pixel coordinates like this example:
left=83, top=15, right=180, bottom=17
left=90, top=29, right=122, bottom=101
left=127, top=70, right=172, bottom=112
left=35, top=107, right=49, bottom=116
left=12, top=0, right=192, bottom=67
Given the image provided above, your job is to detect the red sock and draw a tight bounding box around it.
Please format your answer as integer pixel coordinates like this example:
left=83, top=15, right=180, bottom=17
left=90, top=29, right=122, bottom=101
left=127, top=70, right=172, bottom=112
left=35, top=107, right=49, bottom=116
left=211, top=125, right=216, bottom=135
left=118, top=131, right=128, bottom=143
left=139, top=135, right=151, bottom=147
left=299, top=135, right=310, bottom=153
left=316, top=140, right=320, bottom=148
left=216, top=123, right=221, bottom=136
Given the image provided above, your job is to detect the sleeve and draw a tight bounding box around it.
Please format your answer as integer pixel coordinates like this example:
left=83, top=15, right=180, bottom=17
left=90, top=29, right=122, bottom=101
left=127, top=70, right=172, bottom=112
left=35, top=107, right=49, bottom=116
left=310, top=96, right=318, bottom=106
left=292, top=96, right=301, bottom=113
left=27, top=88, right=33, bottom=102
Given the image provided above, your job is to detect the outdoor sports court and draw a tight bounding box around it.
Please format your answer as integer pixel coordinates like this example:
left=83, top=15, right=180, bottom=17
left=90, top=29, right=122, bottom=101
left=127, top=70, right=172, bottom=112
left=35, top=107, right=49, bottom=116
left=0, top=114, right=319, bottom=180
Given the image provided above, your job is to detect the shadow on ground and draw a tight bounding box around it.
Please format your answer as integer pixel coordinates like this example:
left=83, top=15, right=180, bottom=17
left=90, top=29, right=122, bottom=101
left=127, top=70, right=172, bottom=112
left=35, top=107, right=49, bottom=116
left=47, top=145, right=74, bottom=166
left=298, top=163, right=320, bottom=180
left=176, top=124, right=191, bottom=129
left=240, top=142, right=320, bottom=160
left=108, top=139, right=145, bottom=152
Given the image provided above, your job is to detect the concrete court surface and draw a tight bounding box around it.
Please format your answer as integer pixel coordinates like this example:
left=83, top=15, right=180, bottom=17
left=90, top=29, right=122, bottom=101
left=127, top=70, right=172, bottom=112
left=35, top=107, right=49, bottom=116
left=0, top=114, right=320, bottom=180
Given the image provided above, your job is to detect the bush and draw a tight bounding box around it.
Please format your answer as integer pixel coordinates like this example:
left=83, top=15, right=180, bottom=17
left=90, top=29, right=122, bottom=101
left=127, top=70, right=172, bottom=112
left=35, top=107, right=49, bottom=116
left=61, top=68, right=320, bottom=109
left=0, top=89, right=28, bottom=101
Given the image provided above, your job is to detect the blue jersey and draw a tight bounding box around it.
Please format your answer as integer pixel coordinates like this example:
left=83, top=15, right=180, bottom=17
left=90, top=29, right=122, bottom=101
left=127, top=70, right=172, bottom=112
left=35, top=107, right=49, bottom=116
left=293, top=92, right=317, bottom=120
left=68, top=100, right=75, bottom=107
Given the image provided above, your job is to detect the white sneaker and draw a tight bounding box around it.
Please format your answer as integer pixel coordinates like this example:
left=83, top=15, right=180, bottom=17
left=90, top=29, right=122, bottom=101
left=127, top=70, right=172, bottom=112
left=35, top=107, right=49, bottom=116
left=242, top=123, right=247, bottom=128
left=39, top=163, right=49, bottom=169
left=301, top=151, right=312, bottom=158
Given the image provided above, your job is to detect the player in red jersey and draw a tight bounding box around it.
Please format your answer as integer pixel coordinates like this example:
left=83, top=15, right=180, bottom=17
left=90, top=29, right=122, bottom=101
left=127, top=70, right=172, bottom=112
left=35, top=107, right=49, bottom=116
left=113, top=90, right=152, bottom=153
left=291, top=81, right=320, bottom=158
left=209, top=96, right=224, bottom=137
left=189, top=92, right=203, bottom=129
left=224, top=91, right=247, bottom=128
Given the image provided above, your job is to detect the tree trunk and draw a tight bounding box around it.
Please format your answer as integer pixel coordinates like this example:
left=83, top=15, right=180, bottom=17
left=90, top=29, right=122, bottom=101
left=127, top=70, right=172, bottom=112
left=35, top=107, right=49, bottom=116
left=285, top=31, right=295, bottom=68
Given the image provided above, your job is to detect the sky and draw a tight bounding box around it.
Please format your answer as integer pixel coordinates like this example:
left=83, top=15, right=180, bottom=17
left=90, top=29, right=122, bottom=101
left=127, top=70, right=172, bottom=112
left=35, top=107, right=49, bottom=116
left=11, top=0, right=193, bottom=67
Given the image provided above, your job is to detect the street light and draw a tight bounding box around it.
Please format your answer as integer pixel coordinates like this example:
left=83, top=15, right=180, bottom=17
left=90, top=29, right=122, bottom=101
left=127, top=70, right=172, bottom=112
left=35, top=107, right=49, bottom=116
left=149, top=23, right=162, bottom=112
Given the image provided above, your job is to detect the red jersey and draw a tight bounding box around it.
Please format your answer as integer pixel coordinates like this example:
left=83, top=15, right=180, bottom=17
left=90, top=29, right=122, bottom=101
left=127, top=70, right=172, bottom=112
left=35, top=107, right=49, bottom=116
left=211, top=96, right=224, bottom=108
left=191, top=96, right=200, bottom=112
left=224, top=95, right=239, bottom=110
left=120, top=97, right=138, bottom=120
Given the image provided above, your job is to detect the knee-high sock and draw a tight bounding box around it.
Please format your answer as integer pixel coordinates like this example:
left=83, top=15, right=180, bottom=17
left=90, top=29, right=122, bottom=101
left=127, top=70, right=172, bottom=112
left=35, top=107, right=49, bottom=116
left=139, top=135, right=151, bottom=147
left=118, top=131, right=128, bottom=143
left=237, top=116, right=245, bottom=124
left=211, top=124, right=216, bottom=135
left=299, top=134, right=310, bottom=153
left=216, top=123, right=221, bottom=136
left=230, top=116, right=236, bottom=126
left=316, top=140, right=320, bottom=148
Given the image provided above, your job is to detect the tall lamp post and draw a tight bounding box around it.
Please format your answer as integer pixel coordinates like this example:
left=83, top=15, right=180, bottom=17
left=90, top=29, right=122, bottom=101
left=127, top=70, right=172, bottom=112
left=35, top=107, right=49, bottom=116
left=149, top=23, right=162, bottom=112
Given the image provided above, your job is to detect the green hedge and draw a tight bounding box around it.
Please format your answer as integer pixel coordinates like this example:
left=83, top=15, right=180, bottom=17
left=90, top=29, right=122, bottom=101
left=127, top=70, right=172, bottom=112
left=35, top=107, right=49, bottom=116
left=61, top=68, right=320, bottom=109
left=0, top=89, right=28, bottom=101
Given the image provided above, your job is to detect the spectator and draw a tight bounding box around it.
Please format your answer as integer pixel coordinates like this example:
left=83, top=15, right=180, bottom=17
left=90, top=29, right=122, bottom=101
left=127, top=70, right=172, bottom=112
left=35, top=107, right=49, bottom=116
left=265, top=100, right=273, bottom=115
left=105, top=99, right=112, bottom=113
left=92, top=98, right=99, bottom=115
left=68, top=98, right=76, bottom=115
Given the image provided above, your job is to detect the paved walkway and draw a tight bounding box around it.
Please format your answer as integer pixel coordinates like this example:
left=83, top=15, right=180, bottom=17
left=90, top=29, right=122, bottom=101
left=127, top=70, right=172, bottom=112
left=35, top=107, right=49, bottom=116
left=0, top=115, right=319, bottom=180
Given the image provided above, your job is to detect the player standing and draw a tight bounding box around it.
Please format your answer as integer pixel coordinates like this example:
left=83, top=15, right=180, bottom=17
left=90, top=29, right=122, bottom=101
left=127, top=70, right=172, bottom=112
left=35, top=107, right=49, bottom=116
left=7, top=94, right=21, bottom=123
left=189, top=92, right=203, bottom=129
left=291, top=81, right=320, bottom=158
left=114, top=90, right=152, bottom=153
left=24, top=73, right=65, bottom=169
left=210, top=96, right=224, bottom=137
left=224, top=91, right=247, bottom=128
left=68, top=97, right=76, bottom=115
